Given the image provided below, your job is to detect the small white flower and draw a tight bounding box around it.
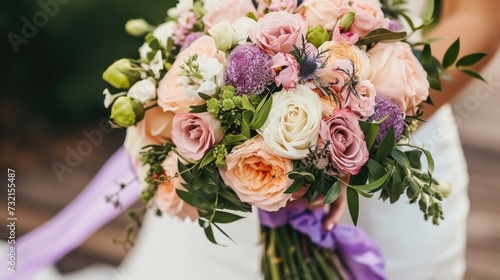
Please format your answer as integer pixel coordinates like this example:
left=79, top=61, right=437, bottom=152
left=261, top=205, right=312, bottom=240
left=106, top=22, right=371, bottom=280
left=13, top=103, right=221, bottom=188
left=232, top=17, right=257, bottom=45
left=208, top=20, right=237, bottom=52
left=150, top=50, right=164, bottom=77
left=153, top=22, right=176, bottom=48
left=433, top=179, right=453, bottom=198
left=127, top=78, right=157, bottom=103
left=138, top=42, right=152, bottom=61
left=103, top=88, right=126, bottom=108
left=177, top=55, right=224, bottom=100
left=168, top=0, right=195, bottom=18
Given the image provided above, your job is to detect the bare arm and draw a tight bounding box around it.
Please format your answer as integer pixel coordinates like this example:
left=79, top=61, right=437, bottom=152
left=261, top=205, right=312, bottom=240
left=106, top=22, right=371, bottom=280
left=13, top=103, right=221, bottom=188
left=422, top=0, right=500, bottom=118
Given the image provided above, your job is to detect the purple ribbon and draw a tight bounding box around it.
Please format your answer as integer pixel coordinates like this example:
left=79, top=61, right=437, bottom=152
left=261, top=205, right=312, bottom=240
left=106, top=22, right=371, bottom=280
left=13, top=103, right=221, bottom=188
left=259, top=208, right=386, bottom=280
left=0, top=147, right=141, bottom=280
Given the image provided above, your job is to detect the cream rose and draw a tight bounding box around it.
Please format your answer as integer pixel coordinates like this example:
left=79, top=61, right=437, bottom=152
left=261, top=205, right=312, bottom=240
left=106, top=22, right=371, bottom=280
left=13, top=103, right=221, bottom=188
left=202, top=0, right=257, bottom=30
left=296, top=0, right=344, bottom=30
left=157, top=36, right=225, bottom=113
left=220, top=136, right=293, bottom=211
left=208, top=20, right=238, bottom=52
left=259, top=85, right=323, bottom=159
left=368, top=42, right=429, bottom=115
left=319, top=41, right=371, bottom=80
left=154, top=152, right=198, bottom=221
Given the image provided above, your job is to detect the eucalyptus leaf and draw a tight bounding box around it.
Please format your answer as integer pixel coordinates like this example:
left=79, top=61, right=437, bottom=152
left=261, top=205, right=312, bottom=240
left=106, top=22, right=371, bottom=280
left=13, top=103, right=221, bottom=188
left=323, top=181, right=341, bottom=204
left=442, top=38, right=460, bottom=69
left=223, top=134, right=248, bottom=145
left=356, top=28, right=407, bottom=45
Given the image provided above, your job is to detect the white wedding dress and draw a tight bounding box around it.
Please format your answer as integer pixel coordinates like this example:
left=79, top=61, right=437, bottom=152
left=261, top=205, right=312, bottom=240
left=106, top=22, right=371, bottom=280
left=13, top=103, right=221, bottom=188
left=32, top=1, right=468, bottom=280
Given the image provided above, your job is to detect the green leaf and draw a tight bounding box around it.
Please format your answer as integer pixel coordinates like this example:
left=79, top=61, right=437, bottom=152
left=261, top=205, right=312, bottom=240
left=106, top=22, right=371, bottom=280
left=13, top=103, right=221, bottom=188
left=359, top=121, right=379, bottom=150
left=349, top=168, right=393, bottom=193
left=458, top=67, right=486, bottom=82
left=405, top=150, right=422, bottom=169
left=428, top=76, right=443, bottom=91
left=198, top=92, right=213, bottom=101
left=288, top=171, right=315, bottom=182
left=442, top=38, right=460, bottom=69
left=176, top=189, right=212, bottom=210
left=347, top=187, right=359, bottom=226
left=211, top=211, right=245, bottom=223
left=366, top=158, right=386, bottom=180
left=377, top=127, right=395, bottom=161
left=389, top=167, right=403, bottom=203
left=456, top=53, right=487, bottom=67
left=222, top=134, right=248, bottom=145
left=189, top=104, right=208, bottom=113
left=420, top=44, right=432, bottom=68
left=177, top=161, right=194, bottom=182
left=356, top=28, right=407, bottom=45
left=241, top=95, right=255, bottom=112
left=199, top=149, right=215, bottom=168
left=241, top=110, right=254, bottom=138
left=203, top=223, right=217, bottom=244
left=390, top=148, right=411, bottom=168
left=251, top=96, right=272, bottom=129
left=323, top=181, right=341, bottom=204
left=284, top=179, right=305, bottom=194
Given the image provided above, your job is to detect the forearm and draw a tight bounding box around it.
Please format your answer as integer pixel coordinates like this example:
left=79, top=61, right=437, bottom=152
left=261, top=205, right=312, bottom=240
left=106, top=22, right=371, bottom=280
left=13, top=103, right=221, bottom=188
left=422, top=1, right=500, bottom=118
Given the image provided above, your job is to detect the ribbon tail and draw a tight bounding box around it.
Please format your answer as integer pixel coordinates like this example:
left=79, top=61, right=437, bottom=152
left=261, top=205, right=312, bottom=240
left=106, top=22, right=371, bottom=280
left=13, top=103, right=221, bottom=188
left=333, top=225, right=386, bottom=280
left=0, top=147, right=141, bottom=280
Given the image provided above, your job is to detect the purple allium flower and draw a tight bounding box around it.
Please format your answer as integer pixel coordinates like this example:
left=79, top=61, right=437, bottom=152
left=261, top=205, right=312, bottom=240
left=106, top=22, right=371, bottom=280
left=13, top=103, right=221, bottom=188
left=373, top=96, right=404, bottom=146
left=225, top=44, right=274, bottom=95
left=180, top=32, right=204, bottom=51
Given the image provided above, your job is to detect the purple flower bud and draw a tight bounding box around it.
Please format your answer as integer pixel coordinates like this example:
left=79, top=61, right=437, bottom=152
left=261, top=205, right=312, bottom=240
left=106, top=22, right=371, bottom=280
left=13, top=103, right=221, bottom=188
left=373, top=96, right=404, bottom=146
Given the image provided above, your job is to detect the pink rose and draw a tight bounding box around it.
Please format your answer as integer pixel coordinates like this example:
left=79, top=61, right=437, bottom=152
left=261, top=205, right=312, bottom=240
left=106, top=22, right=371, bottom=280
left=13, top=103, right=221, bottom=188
left=319, top=109, right=369, bottom=175
left=157, top=36, right=225, bottom=113
left=339, top=1, right=389, bottom=38
left=257, top=0, right=298, bottom=13
left=331, top=25, right=359, bottom=45
left=171, top=112, right=223, bottom=161
left=202, top=0, right=257, bottom=30
left=368, top=42, right=429, bottom=115
left=296, top=0, right=344, bottom=30
left=220, top=136, right=293, bottom=211
left=251, top=11, right=308, bottom=55
left=154, top=152, right=198, bottom=221
left=272, top=53, right=299, bottom=90
left=341, top=79, right=377, bottom=120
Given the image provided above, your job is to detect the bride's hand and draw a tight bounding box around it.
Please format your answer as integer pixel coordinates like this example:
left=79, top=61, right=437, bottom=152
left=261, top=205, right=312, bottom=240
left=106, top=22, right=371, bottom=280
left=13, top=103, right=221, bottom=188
left=286, top=175, right=349, bottom=230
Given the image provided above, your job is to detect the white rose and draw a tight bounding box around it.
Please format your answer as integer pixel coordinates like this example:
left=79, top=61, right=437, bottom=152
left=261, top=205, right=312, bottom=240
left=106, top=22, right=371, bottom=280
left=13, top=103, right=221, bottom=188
left=259, top=85, right=323, bottom=159
left=127, top=78, right=157, bottom=103
left=153, top=22, right=176, bottom=48
left=232, top=17, right=256, bottom=45
left=208, top=20, right=238, bottom=52
left=138, top=42, right=152, bottom=60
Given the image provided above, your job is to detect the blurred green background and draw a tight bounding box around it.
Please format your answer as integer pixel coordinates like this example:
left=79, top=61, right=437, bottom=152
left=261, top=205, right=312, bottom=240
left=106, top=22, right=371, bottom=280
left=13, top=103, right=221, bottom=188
left=1, top=0, right=174, bottom=131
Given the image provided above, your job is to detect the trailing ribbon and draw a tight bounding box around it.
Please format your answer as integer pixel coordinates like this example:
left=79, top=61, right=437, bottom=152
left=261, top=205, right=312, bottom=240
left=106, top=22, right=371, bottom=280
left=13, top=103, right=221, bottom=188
left=0, top=147, right=141, bottom=280
left=259, top=208, right=386, bottom=280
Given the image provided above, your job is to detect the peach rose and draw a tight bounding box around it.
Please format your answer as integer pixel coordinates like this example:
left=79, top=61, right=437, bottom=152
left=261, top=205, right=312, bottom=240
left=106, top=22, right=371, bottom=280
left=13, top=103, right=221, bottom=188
left=295, top=0, right=344, bottom=30
left=251, top=11, right=308, bottom=55
left=319, top=41, right=371, bottom=80
left=368, top=42, right=429, bottom=115
left=171, top=112, right=223, bottom=161
left=319, top=109, right=369, bottom=175
left=202, top=0, right=257, bottom=30
left=220, top=136, right=293, bottom=211
left=339, top=0, right=389, bottom=38
left=157, top=36, right=225, bottom=113
left=124, top=106, right=175, bottom=183
left=154, top=152, right=198, bottom=221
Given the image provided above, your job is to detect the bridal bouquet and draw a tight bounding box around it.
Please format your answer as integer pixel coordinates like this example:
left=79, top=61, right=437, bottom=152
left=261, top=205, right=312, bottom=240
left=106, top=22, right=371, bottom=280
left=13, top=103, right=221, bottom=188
left=101, top=0, right=484, bottom=279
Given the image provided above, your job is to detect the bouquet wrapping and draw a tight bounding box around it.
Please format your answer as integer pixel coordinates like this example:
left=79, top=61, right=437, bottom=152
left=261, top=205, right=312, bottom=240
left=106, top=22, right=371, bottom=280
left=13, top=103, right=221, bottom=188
left=101, top=0, right=484, bottom=279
